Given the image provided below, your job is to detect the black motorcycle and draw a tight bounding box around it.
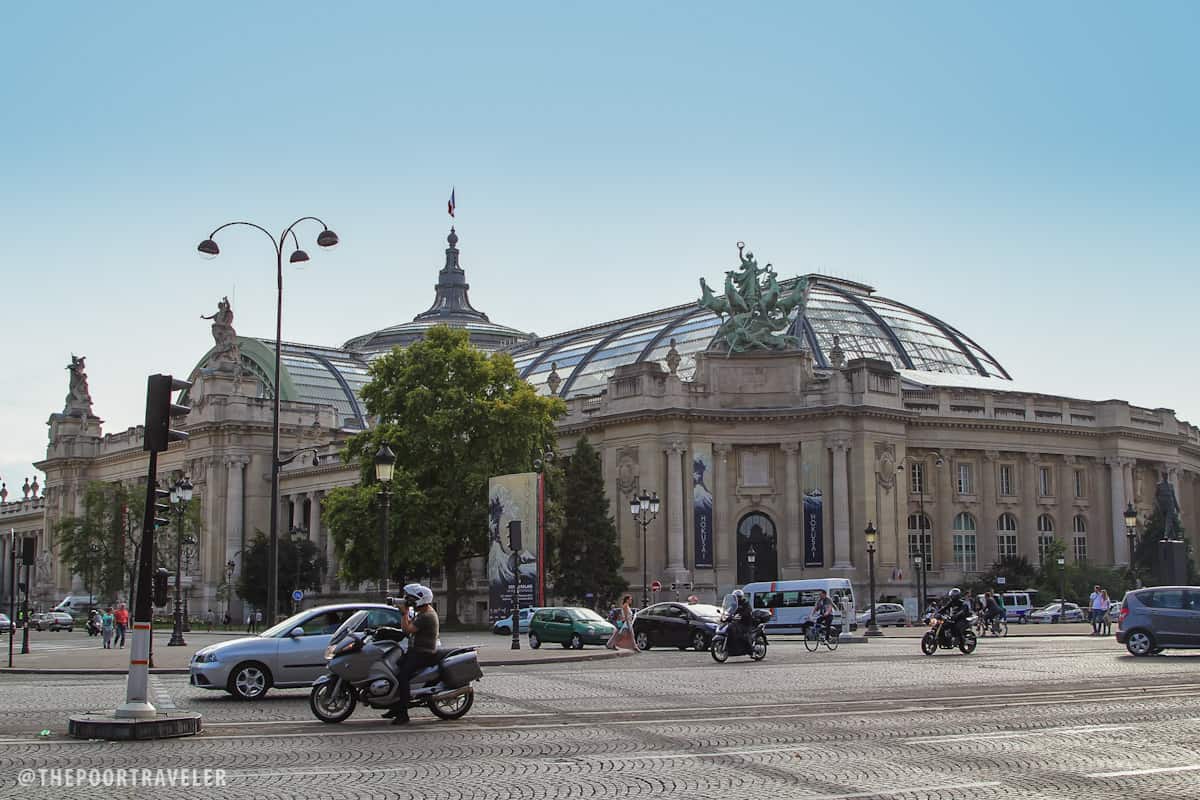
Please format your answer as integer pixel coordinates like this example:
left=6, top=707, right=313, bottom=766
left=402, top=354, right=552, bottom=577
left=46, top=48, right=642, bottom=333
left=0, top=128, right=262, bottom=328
left=920, top=610, right=977, bottom=655
left=711, top=607, right=770, bottom=663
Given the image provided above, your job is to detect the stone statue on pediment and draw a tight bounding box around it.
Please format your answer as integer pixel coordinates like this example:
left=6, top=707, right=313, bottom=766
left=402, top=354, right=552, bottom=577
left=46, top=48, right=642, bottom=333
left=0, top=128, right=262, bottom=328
left=201, top=296, right=241, bottom=369
left=64, top=354, right=93, bottom=415
left=698, top=242, right=809, bottom=354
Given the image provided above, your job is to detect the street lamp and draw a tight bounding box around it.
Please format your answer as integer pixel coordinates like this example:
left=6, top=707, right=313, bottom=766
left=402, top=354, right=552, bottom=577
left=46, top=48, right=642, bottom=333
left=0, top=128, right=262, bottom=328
left=181, top=532, right=197, bottom=631
left=629, top=489, right=660, bottom=608
left=913, top=555, right=924, bottom=619
left=864, top=522, right=881, bottom=636
left=1056, top=556, right=1067, bottom=624
left=225, top=559, right=236, bottom=628
left=374, top=444, right=397, bottom=604
left=198, top=216, right=339, bottom=625
left=167, top=477, right=193, bottom=647
left=1123, top=502, right=1139, bottom=586
left=746, top=545, right=757, bottom=583
left=86, top=542, right=101, bottom=616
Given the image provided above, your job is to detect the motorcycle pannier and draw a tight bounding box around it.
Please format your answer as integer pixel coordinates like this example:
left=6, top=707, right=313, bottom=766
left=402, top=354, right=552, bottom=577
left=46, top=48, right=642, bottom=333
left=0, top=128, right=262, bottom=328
left=440, top=652, right=483, bottom=688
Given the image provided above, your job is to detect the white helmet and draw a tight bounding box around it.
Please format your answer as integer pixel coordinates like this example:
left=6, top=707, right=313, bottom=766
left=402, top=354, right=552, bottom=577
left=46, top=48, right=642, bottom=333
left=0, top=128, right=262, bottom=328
left=403, top=583, right=434, bottom=607
left=731, top=589, right=746, bottom=601
left=948, top=588, right=962, bottom=599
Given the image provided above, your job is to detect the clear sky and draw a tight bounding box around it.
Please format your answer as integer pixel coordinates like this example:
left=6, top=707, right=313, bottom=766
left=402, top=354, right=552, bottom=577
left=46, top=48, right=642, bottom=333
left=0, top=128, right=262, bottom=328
left=1, top=3, right=1197, bottom=491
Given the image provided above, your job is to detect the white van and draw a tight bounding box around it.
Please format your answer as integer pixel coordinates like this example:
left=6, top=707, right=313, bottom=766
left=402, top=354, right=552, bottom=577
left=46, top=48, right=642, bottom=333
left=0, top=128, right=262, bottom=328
left=741, top=579, right=856, bottom=633
left=999, top=590, right=1037, bottom=624
left=53, top=595, right=98, bottom=617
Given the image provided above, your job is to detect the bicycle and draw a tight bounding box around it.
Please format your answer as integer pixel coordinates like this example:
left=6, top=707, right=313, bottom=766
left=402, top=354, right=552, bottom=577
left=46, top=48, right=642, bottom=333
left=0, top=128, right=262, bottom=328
left=803, top=620, right=839, bottom=652
left=973, top=614, right=1008, bottom=637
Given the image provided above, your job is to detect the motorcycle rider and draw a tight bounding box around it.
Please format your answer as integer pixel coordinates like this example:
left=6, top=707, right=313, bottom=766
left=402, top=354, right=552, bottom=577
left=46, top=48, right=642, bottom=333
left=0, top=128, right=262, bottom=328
left=728, top=589, right=755, bottom=653
left=936, top=588, right=971, bottom=644
left=383, top=583, right=440, bottom=726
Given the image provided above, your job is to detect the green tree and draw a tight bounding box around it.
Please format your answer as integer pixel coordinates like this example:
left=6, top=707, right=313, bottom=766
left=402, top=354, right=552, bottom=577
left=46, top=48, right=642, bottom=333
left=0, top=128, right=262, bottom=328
left=54, top=482, right=128, bottom=602
left=1132, top=506, right=1197, bottom=586
left=555, top=438, right=627, bottom=608
left=237, top=531, right=325, bottom=614
left=322, top=325, right=565, bottom=624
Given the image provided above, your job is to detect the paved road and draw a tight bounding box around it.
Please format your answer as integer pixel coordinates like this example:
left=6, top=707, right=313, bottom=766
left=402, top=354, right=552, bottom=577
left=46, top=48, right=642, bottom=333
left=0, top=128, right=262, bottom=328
left=1, top=635, right=1197, bottom=799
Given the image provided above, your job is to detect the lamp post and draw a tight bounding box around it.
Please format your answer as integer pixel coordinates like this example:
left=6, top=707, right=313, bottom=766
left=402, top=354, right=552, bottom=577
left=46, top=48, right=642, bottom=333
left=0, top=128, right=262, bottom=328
left=629, top=489, right=660, bottom=608
left=374, top=444, right=396, bottom=604
left=747, top=545, right=757, bottom=583
left=225, top=559, right=236, bottom=628
left=1056, top=556, right=1067, bottom=624
left=86, top=543, right=100, bottom=616
left=1123, top=502, right=1139, bottom=588
left=198, top=217, right=339, bottom=625
left=167, top=477, right=193, bottom=647
left=913, top=555, right=924, bottom=619
left=181, top=533, right=196, bottom=631
left=864, top=522, right=882, bottom=636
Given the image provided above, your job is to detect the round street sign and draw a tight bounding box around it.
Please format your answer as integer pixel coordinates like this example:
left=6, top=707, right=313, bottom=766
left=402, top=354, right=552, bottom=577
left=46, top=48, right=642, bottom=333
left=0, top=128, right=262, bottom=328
left=291, top=589, right=304, bottom=602
left=650, top=580, right=662, bottom=592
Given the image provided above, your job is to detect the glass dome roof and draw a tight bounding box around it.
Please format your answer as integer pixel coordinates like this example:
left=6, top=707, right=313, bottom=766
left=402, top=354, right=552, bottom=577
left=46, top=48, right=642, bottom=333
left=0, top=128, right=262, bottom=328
left=508, top=276, right=1010, bottom=398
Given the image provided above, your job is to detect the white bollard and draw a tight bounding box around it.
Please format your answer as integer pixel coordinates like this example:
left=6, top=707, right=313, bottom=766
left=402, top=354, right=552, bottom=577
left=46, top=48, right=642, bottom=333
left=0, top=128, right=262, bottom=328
left=841, top=600, right=853, bottom=637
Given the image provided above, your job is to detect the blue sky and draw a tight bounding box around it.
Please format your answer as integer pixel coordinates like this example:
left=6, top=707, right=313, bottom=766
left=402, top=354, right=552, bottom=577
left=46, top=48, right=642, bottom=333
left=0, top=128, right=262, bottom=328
left=1, top=3, right=1197, bottom=489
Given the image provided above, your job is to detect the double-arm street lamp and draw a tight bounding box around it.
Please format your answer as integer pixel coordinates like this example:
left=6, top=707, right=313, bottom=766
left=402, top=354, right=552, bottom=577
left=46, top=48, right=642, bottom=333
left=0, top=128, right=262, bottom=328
left=864, top=522, right=882, bottom=636
left=374, top=444, right=397, bottom=604
left=629, top=489, right=660, bottom=608
left=198, top=217, right=339, bottom=625
left=167, top=477, right=193, bottom=647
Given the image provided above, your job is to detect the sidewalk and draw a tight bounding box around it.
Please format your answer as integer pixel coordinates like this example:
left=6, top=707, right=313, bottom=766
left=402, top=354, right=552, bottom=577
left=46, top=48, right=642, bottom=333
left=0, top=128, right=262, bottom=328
left=0, top=629, right=630, bottom=674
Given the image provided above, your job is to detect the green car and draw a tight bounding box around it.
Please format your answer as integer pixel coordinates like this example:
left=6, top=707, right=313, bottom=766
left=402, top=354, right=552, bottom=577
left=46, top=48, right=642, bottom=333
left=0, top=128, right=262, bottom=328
left=529, top=607, right=616, bottom=649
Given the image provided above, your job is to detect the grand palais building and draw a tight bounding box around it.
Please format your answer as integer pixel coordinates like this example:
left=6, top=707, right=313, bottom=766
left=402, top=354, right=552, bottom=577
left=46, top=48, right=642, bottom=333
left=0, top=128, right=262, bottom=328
left=3, top=228, right=1198, bottom=622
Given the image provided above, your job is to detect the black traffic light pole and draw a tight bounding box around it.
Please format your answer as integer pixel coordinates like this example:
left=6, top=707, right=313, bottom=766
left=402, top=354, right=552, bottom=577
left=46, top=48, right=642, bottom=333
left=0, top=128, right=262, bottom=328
left=509, top=521, right=522, bottom=651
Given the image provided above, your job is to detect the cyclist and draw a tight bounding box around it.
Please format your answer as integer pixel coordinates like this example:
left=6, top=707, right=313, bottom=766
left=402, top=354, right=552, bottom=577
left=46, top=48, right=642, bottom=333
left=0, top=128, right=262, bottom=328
left=983, top=591, right=1004, bottom=632
left=808, top=590, right=836, bottom=640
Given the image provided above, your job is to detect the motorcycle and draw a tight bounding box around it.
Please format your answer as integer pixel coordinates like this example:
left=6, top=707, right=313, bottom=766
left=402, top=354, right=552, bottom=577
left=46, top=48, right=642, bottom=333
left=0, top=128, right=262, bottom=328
left=711, top=600, right=770, bottom=663
left=309, top=610, right=483, bottom=724
left=87, top=611, right=102, bottom=637
left=921, top=609, right=978, bottom=655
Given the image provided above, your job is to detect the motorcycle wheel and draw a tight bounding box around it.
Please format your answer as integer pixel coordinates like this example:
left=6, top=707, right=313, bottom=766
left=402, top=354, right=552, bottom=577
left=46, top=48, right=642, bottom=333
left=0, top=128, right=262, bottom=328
left=750, top=634, right=767, bottom=661
left=920, top=632, right=938, bottom=656
left=430, top=687, right=475, bottom=721
left=958, top=630, right=978, bottom=655
left=803, top=628, right=820, bottom=653
left=309, top=680, right=356, bottom=724
left=710, top=637, right=728, bottom=663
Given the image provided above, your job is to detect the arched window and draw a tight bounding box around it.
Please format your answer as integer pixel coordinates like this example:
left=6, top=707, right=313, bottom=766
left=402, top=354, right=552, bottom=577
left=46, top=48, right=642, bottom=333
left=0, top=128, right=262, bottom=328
left=907, top=513, right=932, bottom=562
left=1072, top=515, right=1087, bottom=562
left=952, top=512, right=977, bottom=572
left=1037, top=514, right=1056, bottom=561
left=996, top=513, right=1018, bottom=560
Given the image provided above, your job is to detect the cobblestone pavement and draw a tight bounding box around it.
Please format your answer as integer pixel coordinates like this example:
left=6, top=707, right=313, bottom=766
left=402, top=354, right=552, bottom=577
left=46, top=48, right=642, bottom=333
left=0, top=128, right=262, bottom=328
left=2, top=635, right=1198, bottom=799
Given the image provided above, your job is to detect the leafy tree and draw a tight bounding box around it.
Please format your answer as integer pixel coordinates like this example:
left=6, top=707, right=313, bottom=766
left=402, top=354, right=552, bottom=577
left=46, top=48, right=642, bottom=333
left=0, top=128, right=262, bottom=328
left=54, top=482, right=128, bottom=602
left=555, top=438, right=627, bottom=608
left=237, top=531, right=324, bottom=614
left=323, top=325, right=565, bottom=624
left=1132, top=506, right=1197, bottom=586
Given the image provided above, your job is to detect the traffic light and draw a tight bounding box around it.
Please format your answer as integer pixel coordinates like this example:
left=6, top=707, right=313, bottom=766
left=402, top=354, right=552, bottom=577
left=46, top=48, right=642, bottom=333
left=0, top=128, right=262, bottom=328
left=144, top=373, right=191, bottom=453
left=153, top=568, right=169, bottom=607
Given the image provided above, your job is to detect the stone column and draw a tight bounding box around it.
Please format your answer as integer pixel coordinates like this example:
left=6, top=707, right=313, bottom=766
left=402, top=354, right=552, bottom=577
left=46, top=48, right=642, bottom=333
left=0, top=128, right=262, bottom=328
left=937, top=450, right=957, bottom=570
left=1106, top=457, right=1130, bottom=565
left=1022, top=453, right=1040, bottom=561
left=981, top=451, right=999, bottom=565
left=783, top=442, right=802, bottom=569
left=224, top=456, right=248, bottom=621
left=204, top=457, right=223, bottom=608
left=665, top=440, right=688, bottom=583
left=830, top=438, right=852, bottom=569
left=713, top=444, right=733, bottom=592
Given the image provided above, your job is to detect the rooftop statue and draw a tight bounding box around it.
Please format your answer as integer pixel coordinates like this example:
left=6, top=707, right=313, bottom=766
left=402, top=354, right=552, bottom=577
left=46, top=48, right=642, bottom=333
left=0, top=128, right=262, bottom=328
left=63, top=354, right=93, bottom=415
left=201, top=296, right=241, bottom=369
left=698, top=242, right=810, bottom=353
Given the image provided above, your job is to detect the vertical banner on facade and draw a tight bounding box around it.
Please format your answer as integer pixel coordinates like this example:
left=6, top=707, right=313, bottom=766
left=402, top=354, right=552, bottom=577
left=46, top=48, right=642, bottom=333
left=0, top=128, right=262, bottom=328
left=692, top=443, right=714, bottom=569
left=803, top=489, right=824, bottom=567
left=487, top=472, right=541, bottom=622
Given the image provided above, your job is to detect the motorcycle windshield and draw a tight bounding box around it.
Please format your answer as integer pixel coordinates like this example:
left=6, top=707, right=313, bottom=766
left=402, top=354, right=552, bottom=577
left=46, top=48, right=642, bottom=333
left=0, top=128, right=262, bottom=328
left=721, top=595, right=737, bottom=616
left=328, top=610, right=370, bottom=647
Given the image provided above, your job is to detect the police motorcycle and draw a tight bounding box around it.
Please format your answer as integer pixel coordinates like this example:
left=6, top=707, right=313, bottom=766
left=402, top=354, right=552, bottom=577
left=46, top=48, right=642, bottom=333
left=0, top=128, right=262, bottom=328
left=309, top=609, right=483, bottom=723
left=710, top=592, right=770, bottom=663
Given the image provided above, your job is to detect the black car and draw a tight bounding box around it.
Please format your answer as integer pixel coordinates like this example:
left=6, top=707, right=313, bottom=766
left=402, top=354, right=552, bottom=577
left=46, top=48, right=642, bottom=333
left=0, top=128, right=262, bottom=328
left=632, top=602, right=724, bottom=651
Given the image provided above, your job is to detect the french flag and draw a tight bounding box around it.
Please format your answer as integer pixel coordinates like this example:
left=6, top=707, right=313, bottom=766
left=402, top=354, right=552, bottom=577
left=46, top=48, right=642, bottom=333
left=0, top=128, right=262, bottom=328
left=448, top=188, right=456, bottom=218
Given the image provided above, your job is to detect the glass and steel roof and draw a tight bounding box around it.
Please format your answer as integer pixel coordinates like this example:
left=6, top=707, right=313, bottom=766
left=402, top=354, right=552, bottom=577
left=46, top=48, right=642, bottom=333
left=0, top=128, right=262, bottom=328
left=506, top=276, right=1010, bottom=398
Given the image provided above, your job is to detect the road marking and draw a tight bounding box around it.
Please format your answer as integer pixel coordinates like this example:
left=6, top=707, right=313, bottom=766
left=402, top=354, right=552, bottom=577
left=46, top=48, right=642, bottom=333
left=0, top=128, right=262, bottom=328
left=1087, top=764, right=1200, bottom=778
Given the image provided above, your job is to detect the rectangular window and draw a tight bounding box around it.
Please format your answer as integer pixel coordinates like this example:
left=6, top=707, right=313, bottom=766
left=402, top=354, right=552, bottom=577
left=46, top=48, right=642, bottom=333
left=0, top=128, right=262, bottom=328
left=1074, top=469, right=1085, bottom=498
left=1037, top=534, right=1055, bottom=561
left=957, top=463, right=974, bottom=495
left=997, top=533, right=1018, bottom=560
left=1073, top=536, right=1087, bottom=562
left=908, top=533, right=933, bottom=562
left=999, top=465, right=1014, bottom=497
left=910, top=463, right=925, bottom=495
left=953, top=533, right=978, bottom=572
left=1039, top=467, right=1053, bottom=497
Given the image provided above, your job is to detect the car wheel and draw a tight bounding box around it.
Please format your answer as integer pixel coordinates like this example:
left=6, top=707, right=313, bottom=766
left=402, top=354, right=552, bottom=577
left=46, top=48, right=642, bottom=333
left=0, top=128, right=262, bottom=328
left=228, top=662, right=272, bottom=700
left=569, top=633, right=584, bottom=650
left=529, top=632, right=541, bottom=649
left=635, top=630, right=650, bottom=651
left=1125, top=630, right=1155, bottom=657
left=560, top=640, right=572, bottom=649
left=691, top=631, right=708, bottom=651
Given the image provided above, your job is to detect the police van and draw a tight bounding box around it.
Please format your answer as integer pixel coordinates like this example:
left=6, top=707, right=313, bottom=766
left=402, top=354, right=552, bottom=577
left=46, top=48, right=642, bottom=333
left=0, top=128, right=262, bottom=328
left=741, top=579, right=856, bottom=633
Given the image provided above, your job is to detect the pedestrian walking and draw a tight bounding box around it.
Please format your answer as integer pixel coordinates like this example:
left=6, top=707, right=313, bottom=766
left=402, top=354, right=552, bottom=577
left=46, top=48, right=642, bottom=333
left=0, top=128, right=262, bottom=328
left=254, top=609, right=262, bottom=633
left=101, top=607, right=114, bottom=649
left=205, top=608, right=215, bottom=631
left=1088, top=585, right=1104, bottom=634
left=1099, top=590, right=1112, bottom=636
left=113, top=602, right=129, bottom=648
left=607, top=594, right=638, bottom=651
left=245, top=611, right=253, bottom=633
left=223, top=611, right=231, bottom=630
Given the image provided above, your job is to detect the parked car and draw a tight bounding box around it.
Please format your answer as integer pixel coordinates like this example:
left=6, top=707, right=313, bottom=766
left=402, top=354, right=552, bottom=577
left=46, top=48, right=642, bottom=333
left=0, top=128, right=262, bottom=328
left=1117, top=586, right=1200, bottom=656
left=33, top=611, right=75, bottom=631
left=1107, top=600, right=1123, bottom=622
left=189, top=603, right=405, bottom=700
left=0, top=613, right=14, bottom=633
left=631, top=601, right=724, bottom=651
left=856, top=603, right=908, bottom=627
left=492, top=607, right=539, bottom=635
left=1028, top=602, right=1084, bottom=624
left=528, top=607, right=616, bottom=649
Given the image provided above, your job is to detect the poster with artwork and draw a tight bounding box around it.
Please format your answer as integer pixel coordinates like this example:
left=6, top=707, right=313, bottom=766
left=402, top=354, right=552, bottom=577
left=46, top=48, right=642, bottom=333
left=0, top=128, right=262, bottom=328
left=692, top=443, right=713, bottom=569
left=487, top=472, right=542, bottom=622
left=803, top=488, right=824, bottom=567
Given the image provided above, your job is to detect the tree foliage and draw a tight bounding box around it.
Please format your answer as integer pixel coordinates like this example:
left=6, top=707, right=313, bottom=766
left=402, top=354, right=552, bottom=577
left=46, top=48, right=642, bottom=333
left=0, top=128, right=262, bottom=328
left=54, top=482, right=132, bottom=602
left=322, top=326, right=565, bottom=623
left=554, top=437, right=627, bottom=608
left=237, top=531, right=325, bottom=614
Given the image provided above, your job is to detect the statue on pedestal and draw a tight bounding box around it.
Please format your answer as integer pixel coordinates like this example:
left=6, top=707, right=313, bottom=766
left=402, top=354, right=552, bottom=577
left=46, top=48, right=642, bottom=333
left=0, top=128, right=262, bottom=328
left=63, top=354, right=93, bottom=415
left=698, top=242, right=810, bottom=353
left=201, top=296, right=241, bottom=369
left=1155, top=472, right=1182, bottom=539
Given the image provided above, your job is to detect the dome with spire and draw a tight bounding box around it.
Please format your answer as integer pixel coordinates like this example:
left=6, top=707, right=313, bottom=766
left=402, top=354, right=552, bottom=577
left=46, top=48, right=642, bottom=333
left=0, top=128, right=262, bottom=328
left=343, top=228, right=532, bottom=355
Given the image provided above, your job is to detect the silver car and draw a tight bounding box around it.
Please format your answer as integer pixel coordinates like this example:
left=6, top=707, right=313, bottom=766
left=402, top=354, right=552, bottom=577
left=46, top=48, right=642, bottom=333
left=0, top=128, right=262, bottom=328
left=856, top=603, right=908, bottom=627
left=1116, top=586, right=1200, bottom=656
left=190, top=603, right=405, bottom=699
